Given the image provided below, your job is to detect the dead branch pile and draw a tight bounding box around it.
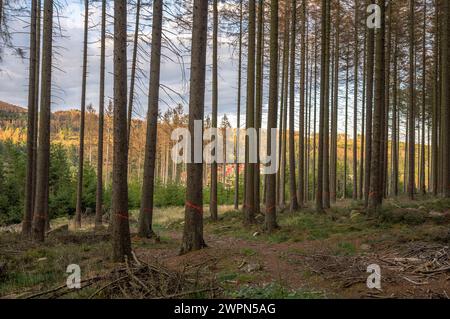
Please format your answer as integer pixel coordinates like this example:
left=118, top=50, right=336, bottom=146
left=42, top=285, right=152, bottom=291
left=24, top=252, right=221, bottom=299
left=298, top=242, right=450, bottom=298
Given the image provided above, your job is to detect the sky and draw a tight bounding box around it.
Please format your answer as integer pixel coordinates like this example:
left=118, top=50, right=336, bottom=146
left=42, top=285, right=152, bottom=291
left=0, top=1, right=245, bottom=127
left=0, top=1, right=375, bottom=135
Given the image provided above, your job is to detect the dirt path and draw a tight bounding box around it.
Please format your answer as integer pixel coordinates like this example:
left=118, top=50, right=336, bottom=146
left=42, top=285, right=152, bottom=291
left=135, top=230, right=450, bottom=299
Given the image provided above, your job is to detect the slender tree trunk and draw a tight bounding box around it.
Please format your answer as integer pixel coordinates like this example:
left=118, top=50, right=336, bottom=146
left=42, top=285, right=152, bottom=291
left=244, top=0, right=256, bottom=224
left=359, top=29, right=367, bottom=200
left=381, top=2, right=391, bottom=198
left=32, top=0, right=53, bottom=242
left=234, top=0, right=243, bottom=210
left=344, top=47, right=350, bottom=199
left=392, top=29, right=399, bottom=196
left=316, top=0, right=329, bottom=212
left=127, top=0, right=141, bottom=145
left=280, top=50, right=288, bottom=208
left=404, top=108, right=409, bottom=193
left=364, top=0, right=375, bottom=206
left=298, top=0, right=306, bottom=207
left=331, top=1, right=340, bottom=204
left=254, top=0, right=264, bottom=216
left=265, top=0, right=279, bottom=232
left=312, top=25, right=318, bottom=201
left=75, top=0, right=89, bottom=229
left=112, top=0, right=132, bottom=262
left=180, top=0, right=208, bottom=254
left=277, top=38, right=287, bottom=207
left=138, top=0, right=163, bottom=238
left=441, top=0, right=450, bottom=197
left=210, top=0, right=219, bottom=221
left=353, top=0, right=359, bottom=200
left=306, top=30, right=313, bottom=202
left=323, top=0, right=331, bottom=209
left=368, top=0, right=385, bottom=214
left=432, top=4, right=439, bottom=195
left=408, top=0, right=416, bottom=200
left=95, top=0, right=106, bottom=229
left=288, top=0, right=298, bottom=211
left=420, top=0, right=427, bottom=195
left=22, top=0, right=38, bottom=237
left=31, top=0, right=41, bottom=227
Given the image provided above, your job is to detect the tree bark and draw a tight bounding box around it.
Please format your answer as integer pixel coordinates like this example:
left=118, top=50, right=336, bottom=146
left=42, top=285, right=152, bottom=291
left=298, top=0, right=306, bottom=207
left=288, top=0, right=298, bottom=211
left=391, top=29, right=399, bottom=196
left=265, top=0, right=279, bottom=232
left=32, top=0, right=53, bottom=242
left=127, top=0, right=141, bottom=145
left=138, top=0, right=163, bottom=238
left=420, top=0, right=427, bottom=195
left=408, top=0, right=416, bottom=200
left=234, top=0, right=243, bottom=210
left=254, top=0, right=264, bottom=216
left=244, top=0, right=256, bottom=224
left=210, top=0, right=219, bottom=221
left=330, top=0, right=340, bottom=203
left=316, top=0, right=329, bottom=212
left=180, top=0, right=208, bottom=254
left=441, top=0, right=450, bottom=197
left=112, top=0, right=132, bottom=262
left=95, top=0, right=107, bottom=229
left=75, top=0, right=89, bottom=229
left=22, top=0, right=38, bottom=237
left=353, top=0, right=359, bottom=200
left=364, top=0, right=375, bottom=206
left=368, top=0, right=385, bottom=214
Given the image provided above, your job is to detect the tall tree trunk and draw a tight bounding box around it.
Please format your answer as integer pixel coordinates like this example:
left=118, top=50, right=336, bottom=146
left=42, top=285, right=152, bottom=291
left=32, top=0, right=53, bottom=242
left=392, top=29, right=399, bottom=196
left=265, top=0, right=279, bottom=232
left=330, top=0, right=340, bottom=204
left=441, top=0, right=450, bottom=197
left=112, top=0, right=132, bottom=262
left=368, top=0, right=385, bottom=214
left=138, top=0, right=163, bottom=238
left=323, top=0, right=331, bottom=209
left=364, top=0, right=375, bottom=206
left=312, top=24, right=318, bottom=201
left=344, top=46, right=350, bottom=198
left=22, top=0, right=38, bottom=237
left=432, top=3, right=439, bottom=195
left=180, top=0, right=208, bottom=254
left=244, top=0, right=256, bottom=224
left=127, top=0, right=141, bottom=145
left=316, top=0, right=330, bottom=212
left=352, top=0, right=359, bottom=200
left=408, top=0, right=416, bottom=200
left=381, top=1, right=391, bottom=198
left=298, top=0, right=306, bottom=207
left=95, top=0, right=107, bottom=229
left=280, top=48, right=288, bottom=208
left=75, top=0, right=89, bottom=229
left=289, top=0, right=298, bottom=211
left=32, top=0, right=41, bottom=227
left=210, top=0, right=219, bottom=221
left=420, top=0, right=427, bottom=195
left=359, top=29, right=367, bottom=200
left=254, top=0, right=264, bottom=216
left=234, top=0, right=243, bottom=210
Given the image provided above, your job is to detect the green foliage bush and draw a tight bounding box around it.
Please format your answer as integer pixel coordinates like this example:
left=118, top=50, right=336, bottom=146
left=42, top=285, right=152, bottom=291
left=0, top=140, right=243, bottom=225
left=0, top=142, right=98, bottom=225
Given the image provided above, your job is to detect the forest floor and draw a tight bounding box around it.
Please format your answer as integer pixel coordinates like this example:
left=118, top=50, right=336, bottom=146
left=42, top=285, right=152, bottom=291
left=1, top=196, right=450, bottom=299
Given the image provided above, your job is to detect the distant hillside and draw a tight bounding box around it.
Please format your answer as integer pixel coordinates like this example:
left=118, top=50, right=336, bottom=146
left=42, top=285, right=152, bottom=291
left=0, top=101, right=27, bottom=114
